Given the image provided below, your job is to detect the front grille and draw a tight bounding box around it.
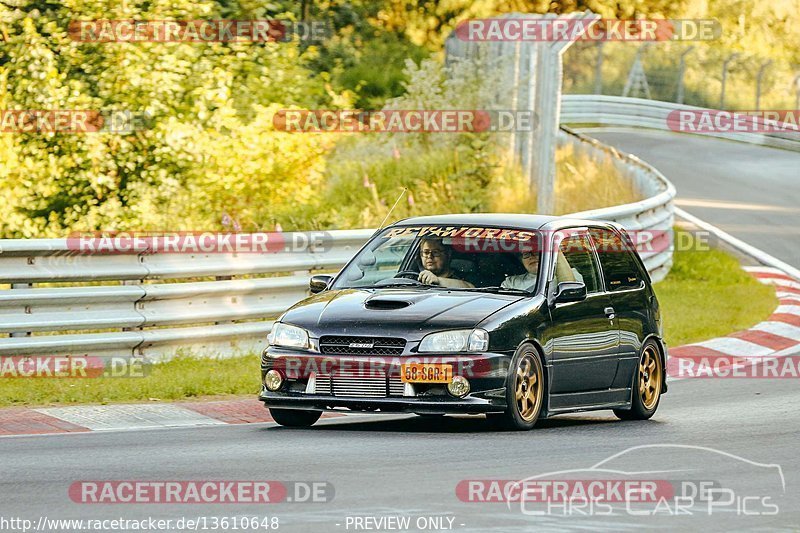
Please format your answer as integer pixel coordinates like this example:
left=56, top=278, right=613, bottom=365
left=319, top=336, right=406, bottom=356
left=314, top=371, right=405, bottom=397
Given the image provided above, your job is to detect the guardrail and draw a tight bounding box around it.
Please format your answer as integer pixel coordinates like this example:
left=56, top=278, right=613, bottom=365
left=0, top=231, right=374, bottom=361
left=561, top=95, right=800, bottom=152
left=0, top=126, right=675, bottom=361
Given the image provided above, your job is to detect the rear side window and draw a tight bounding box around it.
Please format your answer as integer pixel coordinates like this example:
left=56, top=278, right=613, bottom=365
left=591, top=228, right=644, bottom=291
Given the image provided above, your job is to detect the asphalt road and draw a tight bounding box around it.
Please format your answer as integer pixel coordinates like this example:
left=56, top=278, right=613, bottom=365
left=2, top=131, right=799, bottom=532
left=1, top=375, right=799, bottom=532
left=589, top=129, right=800, bottom=268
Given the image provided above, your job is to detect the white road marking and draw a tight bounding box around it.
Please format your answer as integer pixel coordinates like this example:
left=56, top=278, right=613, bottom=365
left=742, top=266, right=787, bottom=275
left=775, top=304, right=800, bottom=316
left=710, top=224, right=800, bottom=234
left=752, top=321, right=800, bottom=341
left=34, top=404, right=225, bottom=431
left=694, top=337, right=774, bottom=357
left=764, top=279, right=800, bottom=290
left=776, top=292, right=800, bottom=302
left=675, top=198, right=800, bottom=213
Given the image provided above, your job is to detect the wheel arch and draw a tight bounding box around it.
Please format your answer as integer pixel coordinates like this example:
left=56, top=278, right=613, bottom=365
left=642, top=333, right=668, bottom=394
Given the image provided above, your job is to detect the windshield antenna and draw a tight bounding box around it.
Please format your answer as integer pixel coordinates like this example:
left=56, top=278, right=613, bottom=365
left=378, top=187, right=408, bottom=229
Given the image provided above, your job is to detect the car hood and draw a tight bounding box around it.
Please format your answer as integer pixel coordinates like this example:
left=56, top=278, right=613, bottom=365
left=280, top=288, right=525, bottom=340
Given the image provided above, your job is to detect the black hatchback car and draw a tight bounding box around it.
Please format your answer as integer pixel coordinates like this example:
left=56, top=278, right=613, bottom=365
left=260, top=214, right=667, bottom=430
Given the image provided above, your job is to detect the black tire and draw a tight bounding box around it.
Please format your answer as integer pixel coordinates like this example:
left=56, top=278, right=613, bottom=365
left=269, top=408, right=322, bottom=427
left=614, top=340, right=663, bottom=421
left=488, top=345, right=545, bottom=431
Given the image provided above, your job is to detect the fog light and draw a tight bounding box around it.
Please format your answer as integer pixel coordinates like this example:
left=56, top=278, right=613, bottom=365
left=447, top=376, right=470, bottom=398
left=265, top=370, right=284, bottom=392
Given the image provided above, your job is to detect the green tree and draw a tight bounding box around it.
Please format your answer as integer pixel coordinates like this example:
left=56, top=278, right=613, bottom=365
left=0, top=0, right=335, bottom=236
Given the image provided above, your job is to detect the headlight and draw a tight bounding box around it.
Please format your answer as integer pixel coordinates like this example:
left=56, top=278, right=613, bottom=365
left=418, top=329, right=489, bottom=352
left=268, top=323, right=310, bottom=350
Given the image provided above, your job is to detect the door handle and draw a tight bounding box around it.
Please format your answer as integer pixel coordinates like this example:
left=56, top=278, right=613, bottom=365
left=604, top=306, right=615, bottom=320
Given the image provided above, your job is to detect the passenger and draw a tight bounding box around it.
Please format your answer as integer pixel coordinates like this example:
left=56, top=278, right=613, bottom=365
left=501, top=251, right=540, bottom=291
left=501, top=250, right=583, bottom=292
left=417, top=237, right=474, bottom=288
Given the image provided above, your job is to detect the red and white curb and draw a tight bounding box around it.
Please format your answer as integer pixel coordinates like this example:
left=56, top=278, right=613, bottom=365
left=0, top=399, right=343, bottom=437
left=666, top=267, right=800, bottom=379
left=1, top=268, right=796, bottom=438
left=0, top=400, right=264, bottom=437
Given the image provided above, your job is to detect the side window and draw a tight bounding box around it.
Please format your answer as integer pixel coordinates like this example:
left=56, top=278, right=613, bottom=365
left=590, top=228, right=644, bottom=291
left=554, top=231, right=601, bottom=294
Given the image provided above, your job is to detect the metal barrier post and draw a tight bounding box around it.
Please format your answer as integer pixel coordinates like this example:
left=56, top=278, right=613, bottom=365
left=10, top=283, right=32, bottom=337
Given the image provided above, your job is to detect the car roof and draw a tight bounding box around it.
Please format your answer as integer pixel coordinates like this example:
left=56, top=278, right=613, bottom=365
left=392, top=213, right=617, bottom=231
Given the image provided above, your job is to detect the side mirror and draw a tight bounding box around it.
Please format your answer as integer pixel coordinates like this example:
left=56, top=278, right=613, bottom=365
left=554, top=281, right=587, bottom=304
left=309, top=274, right=333, bottom=294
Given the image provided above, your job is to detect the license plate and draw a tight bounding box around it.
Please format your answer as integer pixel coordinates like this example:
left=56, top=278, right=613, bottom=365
left=401, top=363, right=453, bottom=383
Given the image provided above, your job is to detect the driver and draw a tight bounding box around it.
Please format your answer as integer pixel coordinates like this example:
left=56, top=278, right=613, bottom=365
left=418, top=237, right=474, bottom=288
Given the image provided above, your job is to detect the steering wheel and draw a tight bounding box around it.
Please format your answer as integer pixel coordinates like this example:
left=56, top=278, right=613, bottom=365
left=373, top=271, right=422, bottom=287
left=394, top=270, right=421, bottom=281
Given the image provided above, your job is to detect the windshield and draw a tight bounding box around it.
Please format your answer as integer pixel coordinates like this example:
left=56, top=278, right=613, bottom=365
left=332, top=225, right=544, bottom=293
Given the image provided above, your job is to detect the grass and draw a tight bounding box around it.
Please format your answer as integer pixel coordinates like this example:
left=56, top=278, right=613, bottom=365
left=554, top=141, right=641, bottom=214
left=0, top=232, right=778, bottom=408
left=0, top=356, right=260, bottom=408
left=655, top=232, right=778, bottom=347
left=285, top=130, right=643, bottom=230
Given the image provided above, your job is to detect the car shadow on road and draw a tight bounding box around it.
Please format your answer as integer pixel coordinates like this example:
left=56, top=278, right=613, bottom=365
left=262, top=414, right=646, bottom=434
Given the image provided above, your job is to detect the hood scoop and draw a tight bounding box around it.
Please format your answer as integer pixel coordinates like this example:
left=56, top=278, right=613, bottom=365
left=364, top=297, right=412, bottom=310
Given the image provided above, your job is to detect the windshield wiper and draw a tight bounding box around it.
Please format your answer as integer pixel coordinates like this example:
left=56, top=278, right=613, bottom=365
left=460, top=286, right=532, bottom=295
left=370, top=283, right=430, bottom=289
left=360, top=282, right=453, bottom=290
left=361, top=279, right=432, bottom=289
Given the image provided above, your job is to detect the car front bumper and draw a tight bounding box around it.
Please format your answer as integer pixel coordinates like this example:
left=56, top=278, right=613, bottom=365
left=259, top=349, right=512, bottom=414
left=259, top=388, right=507, bottom=414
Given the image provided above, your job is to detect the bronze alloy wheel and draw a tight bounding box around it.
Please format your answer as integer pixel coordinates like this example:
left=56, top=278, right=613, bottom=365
left=614, top=339, right=664, bottom=421
left=639, top=344, right=662, bottom=411
left=488, top=346, right=546, bottom=430
left=515, top=352, right=544, bottom=422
